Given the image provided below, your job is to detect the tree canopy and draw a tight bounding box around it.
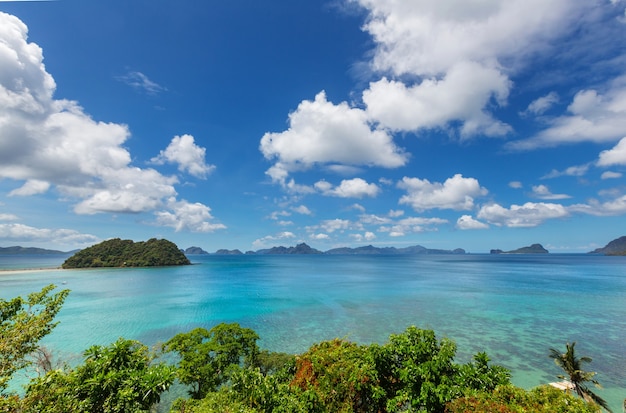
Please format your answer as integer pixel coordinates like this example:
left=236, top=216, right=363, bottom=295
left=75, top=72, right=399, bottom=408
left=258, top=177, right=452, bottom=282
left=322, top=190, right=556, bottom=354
left=62, top=238, right=190, bottom=268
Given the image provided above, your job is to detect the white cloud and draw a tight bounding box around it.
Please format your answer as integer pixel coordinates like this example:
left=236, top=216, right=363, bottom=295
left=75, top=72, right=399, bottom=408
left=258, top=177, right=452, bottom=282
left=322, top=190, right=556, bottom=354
left=524, top=92, right=559, bottom=115
left=379, top=216, right=447, bottom=236
left=531, top=184, right=571, bottom=200
left=320, top=218, right=353, bottom=233
left=292, top=205, right=312, bottom=215
left=0, top=223, right=98, bottom=245
left=0, top=213, right=19, bottom=221
left=311, top=233, right=330, bottom=240
left=477, top=202, right=569, bottom=227
left=598, top=136, right=626, bottom=166
left=352, top=0, right=583, bottom=137
left=260, top=91, right=407, bottom=185
left=570, top=192, right=626, bottom=216
left=350, top=203, right=366, bottom=212
left=357, top=0, right=577, bottom=77
left=151, top=134, right=215, bottom=179
left=252, top=231, right=296, bottom=248
left=509, top=181, right=523, bottom=189
left=115, top=71, right=167, bottom=95
left=0, top=12, right=221, bottom=230
left=351, top=231, right=377, bottom=242
left=363, top=64, right=512, bottom=138
left=510, top=79, right=626, bottom=150
left=359, top=214, right=392, bottom=226
left=8, top=179, right=50, bottom=196
left=154, top=198, right=226, bottom=233
left=398, top=174, right=488, bottom=211
left=456, top=215, right=489, bottom=230
left=388, top=209, right=404, bottom=217
left=601, top=171, right=622, bottom=179
left=541, top=164, right=590, bottom=179
left=315, top=178, right=381, bottom=198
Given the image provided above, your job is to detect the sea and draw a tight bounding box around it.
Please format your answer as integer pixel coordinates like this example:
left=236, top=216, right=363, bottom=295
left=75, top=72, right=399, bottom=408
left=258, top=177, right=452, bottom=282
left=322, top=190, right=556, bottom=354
left=1, top=253, right=624, bottom=411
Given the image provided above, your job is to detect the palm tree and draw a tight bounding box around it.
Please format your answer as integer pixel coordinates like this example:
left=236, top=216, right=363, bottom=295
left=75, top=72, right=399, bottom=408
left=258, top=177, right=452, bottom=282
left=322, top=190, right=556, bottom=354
left=549, top=342, right=613, bottom=413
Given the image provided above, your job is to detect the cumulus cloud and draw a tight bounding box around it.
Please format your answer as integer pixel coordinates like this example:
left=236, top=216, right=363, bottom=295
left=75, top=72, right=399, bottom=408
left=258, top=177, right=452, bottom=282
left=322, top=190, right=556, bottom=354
left=379, top=216, right=447, bottom=236
left=398, top=174, right=488, bottom=211
left=363, top=64, right=512, bottom=138
left=351, top=0, right=587, bottom=138
left=0, top=12, right=222, bottom=232
left=510, top=79, right=626, bottom=150
left=531, top=185, right=571, bottom=200
left=260, top=91, right=407, bottom=185
left=292, top=205, right=312, bottom=215
left=315, top=178, right=381, bottom=198
left=311, top=233, right=330, bottom=240
left=151, top=134, right=215, bottom=178
left=477, top=202, right=569, bottom=227
left=598, top=136, right=626, bottom=166
left=456, top=215, right=489, bottom=230
left=154, top=198, right=226, bottom=232
left=570, top=191, right=626, bottom=216
left=601, top=171, right=622, bottom=179
left=252, top=231, right=296, bottom=248
left=0, top=223, right=98, bottom=245
left=319, top=218, right=354, bottom=233
left=351, top=231, right=376, bottom=242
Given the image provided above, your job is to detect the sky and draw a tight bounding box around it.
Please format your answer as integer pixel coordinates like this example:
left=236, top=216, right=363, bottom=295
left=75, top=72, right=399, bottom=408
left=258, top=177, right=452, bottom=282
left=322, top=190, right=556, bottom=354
left=1, top=0, right=626, bottom=254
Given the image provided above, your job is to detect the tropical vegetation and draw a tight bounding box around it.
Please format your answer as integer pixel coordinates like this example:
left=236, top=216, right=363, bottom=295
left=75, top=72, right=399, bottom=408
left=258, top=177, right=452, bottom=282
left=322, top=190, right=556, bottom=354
left=0, top=285, right=613, bottom=412
left=549, top=342, right=612, bottom=412
left=62, top=238, right=190, bottom=268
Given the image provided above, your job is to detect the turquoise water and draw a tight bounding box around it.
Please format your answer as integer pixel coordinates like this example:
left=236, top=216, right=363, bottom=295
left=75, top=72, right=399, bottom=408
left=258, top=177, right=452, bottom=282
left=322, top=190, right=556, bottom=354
left=1, top=253, right=625, bottom=410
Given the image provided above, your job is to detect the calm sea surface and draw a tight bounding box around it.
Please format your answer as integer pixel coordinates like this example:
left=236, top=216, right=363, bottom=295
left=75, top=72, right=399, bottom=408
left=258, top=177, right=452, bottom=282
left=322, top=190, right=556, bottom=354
left=1, top=253, right=625, bottom=410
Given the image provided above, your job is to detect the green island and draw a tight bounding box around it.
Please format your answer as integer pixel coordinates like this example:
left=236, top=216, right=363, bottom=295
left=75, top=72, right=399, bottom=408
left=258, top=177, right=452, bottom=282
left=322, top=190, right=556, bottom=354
left=61, top=238, right=191, bottom=269
left=0, top=285, right=615, bottom=413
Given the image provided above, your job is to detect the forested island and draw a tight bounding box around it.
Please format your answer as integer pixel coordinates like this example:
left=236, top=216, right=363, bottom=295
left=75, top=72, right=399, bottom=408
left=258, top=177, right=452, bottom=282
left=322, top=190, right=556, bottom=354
left=61, top=238, right=190, bottom=268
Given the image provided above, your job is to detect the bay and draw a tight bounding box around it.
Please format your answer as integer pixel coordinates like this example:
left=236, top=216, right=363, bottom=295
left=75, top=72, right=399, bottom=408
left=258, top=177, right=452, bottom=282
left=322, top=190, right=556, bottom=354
left=1, top=253, right=625, bottom=411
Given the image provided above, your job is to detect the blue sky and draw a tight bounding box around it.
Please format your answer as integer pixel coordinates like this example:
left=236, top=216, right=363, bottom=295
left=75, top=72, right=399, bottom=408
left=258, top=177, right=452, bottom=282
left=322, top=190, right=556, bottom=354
left=1, top=0, right=626, bottom=253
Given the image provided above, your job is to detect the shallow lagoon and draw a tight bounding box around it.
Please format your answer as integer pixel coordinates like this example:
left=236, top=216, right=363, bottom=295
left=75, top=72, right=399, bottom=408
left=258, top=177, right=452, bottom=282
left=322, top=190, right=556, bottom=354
left=1, top=253, right=625, bottom=410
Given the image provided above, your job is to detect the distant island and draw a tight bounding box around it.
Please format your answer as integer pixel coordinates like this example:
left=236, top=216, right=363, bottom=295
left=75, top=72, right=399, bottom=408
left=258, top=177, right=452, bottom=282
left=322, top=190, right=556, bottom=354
left=184, top=246, right=210, bottom=255
left=589, top=235, right=626, bottom=255
left=8, top=236, right=626, bottom=259
left=62, top=238, right=190, bottom=268
left=490, top=243, right=549, bottom=254
left=204, top=243, right=465, bottom=255
left=0, top=246, right=74, bottom=255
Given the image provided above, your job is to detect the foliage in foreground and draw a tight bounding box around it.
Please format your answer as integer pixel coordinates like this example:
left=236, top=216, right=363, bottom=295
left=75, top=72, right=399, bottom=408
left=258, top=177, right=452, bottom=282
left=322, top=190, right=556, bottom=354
left=446, top=384, right=601, bottom=413
left=62, top=238, right=190, bottom=268
left=0, top=285, right=615, bottom=413
left=549, top=342, right=613, bottom=412
left=0, top=285, right=69, bottom=393
left=22, top=338, right=175, bottom=413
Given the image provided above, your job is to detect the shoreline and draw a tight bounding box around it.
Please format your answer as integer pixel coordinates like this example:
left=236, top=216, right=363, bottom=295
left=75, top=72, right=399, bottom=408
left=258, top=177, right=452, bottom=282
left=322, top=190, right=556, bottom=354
left=0, top=267, right=64, bottom=275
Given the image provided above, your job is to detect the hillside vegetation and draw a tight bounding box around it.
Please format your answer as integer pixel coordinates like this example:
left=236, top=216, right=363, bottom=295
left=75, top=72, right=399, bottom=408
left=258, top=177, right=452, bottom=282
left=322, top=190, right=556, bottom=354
left=61, top=238, right=190, bottom=268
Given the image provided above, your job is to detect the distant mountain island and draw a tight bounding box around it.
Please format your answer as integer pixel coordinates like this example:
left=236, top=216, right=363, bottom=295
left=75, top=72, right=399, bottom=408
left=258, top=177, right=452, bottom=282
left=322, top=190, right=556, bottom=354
left=62, top=238, right=190, bottom=268
left=201, top=243, right=465, bottom=255
left=490, top=244, right=549, bottom=254
left=0, top=246, right=73, bottom=255
left=590, top=235, right=626, bottom=255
